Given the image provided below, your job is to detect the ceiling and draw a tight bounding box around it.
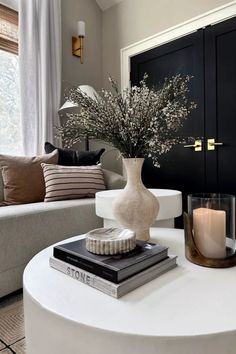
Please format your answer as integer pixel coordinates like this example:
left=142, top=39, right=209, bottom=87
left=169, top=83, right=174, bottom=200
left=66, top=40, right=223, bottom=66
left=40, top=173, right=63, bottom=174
left=96, top=0, right=124, bottom=11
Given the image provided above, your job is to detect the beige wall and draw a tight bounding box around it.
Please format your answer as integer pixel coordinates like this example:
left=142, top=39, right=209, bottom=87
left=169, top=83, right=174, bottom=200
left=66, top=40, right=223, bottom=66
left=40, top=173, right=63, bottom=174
left=61, top=0, right=123, bottom=173
left=61, top=0, right=120, bottom=171
left=61, top=0, right=233, bottom=174
left=62, top=0, right=102, bottom=93
left=102, top=0, right=233, bottom=89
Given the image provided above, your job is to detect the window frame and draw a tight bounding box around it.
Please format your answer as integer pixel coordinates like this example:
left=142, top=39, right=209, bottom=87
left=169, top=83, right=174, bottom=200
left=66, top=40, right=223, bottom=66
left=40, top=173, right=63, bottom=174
left=0, top=4, right=18, bottom=55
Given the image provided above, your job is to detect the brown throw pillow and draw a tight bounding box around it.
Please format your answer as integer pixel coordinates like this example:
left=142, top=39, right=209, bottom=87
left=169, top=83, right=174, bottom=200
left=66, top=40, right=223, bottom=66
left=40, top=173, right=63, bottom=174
left=0, top=150, right=58, bottom=205
left=41, top=163, right=106, bottom=202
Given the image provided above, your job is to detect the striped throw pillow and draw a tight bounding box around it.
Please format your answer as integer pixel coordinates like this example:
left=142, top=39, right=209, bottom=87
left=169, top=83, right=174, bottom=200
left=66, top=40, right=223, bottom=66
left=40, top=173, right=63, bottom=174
left=41, top=164, right=106, bottom=202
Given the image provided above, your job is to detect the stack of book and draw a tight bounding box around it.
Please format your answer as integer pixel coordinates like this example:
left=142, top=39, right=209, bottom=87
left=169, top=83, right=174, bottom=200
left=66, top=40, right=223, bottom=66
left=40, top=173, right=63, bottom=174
left=50, top=237, right=177, bottom=298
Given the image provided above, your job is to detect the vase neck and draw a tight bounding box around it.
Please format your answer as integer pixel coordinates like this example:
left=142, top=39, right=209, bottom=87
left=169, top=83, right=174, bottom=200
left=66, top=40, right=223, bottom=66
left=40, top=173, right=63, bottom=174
left=123, top=158, right=144, bottom=186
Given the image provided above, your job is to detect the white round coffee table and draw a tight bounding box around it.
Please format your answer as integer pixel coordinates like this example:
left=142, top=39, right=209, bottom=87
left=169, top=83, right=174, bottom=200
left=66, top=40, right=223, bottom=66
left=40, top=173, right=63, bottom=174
left=96, top=189, right=182, bottom=228
left=24, top=228, right=236, bottom=354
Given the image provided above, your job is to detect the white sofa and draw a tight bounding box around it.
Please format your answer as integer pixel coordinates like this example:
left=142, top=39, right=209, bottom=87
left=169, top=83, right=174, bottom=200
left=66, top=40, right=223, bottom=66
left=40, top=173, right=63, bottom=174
left=0, top=169, right=126, bottom=298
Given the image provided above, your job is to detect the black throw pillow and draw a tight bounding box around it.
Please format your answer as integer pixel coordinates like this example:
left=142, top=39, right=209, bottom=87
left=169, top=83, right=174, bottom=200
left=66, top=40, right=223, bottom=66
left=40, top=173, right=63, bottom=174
left=45, top=142, right=105, bottom=166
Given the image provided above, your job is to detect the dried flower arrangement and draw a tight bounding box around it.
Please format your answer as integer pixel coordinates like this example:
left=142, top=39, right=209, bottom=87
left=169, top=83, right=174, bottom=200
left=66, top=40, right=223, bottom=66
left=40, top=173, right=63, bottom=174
left=57, top=74, right=196, bottom=167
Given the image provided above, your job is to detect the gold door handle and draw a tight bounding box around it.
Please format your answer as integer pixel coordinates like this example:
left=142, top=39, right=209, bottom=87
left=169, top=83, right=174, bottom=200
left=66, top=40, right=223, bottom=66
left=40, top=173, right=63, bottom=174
left=207, top=138, right=224, bottom=151
left=184, top=140, right=202, bottom=152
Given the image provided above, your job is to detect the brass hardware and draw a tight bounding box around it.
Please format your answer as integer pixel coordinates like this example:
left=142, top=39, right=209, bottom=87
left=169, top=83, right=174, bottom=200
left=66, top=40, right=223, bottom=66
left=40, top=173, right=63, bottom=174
left=184, top=140, right=202, bottom=152
left=72, top=36, right=84, bottom=63
left=207, top=138, right=223, bottom=151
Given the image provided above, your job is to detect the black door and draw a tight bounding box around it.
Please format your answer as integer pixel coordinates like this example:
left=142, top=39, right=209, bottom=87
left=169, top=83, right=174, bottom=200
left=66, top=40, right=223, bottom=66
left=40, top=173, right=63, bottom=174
left=131, top=16, right=236, bottom=215
left=205, top=17, right=236, bottom=196
left=131, top=30, right=205, bottom=219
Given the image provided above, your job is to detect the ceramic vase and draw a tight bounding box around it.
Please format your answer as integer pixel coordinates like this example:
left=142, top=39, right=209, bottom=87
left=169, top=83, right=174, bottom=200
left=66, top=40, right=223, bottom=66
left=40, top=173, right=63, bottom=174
left=112, top=158, right=159, bottom=241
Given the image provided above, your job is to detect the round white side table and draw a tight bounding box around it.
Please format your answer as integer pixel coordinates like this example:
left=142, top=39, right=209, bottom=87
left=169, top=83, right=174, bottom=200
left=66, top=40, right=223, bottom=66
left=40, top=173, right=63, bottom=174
left=24, top=228, right=236, bottom=354
left=96, top=189, right=182, bottom=228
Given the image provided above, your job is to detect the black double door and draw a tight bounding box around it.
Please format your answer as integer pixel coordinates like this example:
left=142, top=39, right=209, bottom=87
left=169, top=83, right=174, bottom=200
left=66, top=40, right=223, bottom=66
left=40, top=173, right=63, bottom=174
left=131, top=16, right=236, bottom=215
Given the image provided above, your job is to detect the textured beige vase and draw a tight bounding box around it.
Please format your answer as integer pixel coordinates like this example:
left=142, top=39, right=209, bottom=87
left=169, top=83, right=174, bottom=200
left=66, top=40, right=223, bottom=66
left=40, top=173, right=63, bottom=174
left=112, top=158, right=159, bottom=241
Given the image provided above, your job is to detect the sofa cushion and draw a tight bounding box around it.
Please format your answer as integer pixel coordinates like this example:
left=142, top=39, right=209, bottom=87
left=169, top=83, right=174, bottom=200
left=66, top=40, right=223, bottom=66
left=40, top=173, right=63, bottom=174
left=0, top=199, right=102, bottom=280
left=0, top=172, right=3, bottom=202
left=0, top=168, right=125, bottom=297
left=42, top=163, right=106, bottom=202
left=45, top=142, right=105, bottom=166
left=0, top=150, right=58, bottom=205
left=102, top=169, right=126, bottom=190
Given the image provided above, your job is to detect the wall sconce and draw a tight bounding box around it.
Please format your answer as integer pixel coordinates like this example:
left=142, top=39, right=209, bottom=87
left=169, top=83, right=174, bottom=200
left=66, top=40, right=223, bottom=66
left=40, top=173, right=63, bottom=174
left=72, top=21, right=85, bottom=64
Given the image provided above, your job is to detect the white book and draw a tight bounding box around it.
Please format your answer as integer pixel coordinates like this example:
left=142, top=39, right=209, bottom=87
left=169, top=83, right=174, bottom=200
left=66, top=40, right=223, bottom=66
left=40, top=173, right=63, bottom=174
left=49, top=255, right=177, bottom=298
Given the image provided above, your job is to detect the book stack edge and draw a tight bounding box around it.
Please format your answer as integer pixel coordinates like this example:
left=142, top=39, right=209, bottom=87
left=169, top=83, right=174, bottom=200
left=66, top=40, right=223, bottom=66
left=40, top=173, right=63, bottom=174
left=50, top=236, right=177, bottom=298
left=49, top=255, right=177, bottom=298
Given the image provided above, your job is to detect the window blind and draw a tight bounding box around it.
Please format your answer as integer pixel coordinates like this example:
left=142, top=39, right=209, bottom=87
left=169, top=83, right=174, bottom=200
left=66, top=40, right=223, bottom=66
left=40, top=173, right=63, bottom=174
left=0, top=4, right=18, bottom=55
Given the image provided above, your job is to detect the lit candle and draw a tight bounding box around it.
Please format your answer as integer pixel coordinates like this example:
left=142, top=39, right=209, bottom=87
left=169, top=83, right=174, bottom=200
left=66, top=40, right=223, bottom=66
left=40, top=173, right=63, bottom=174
left=193, top=207, right=226, bottom=259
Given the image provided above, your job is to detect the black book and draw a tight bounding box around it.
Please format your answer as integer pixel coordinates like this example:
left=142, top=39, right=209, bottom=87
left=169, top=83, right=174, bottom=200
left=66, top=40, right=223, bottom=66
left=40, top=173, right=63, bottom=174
left=53, top=238, right=168, bottom=283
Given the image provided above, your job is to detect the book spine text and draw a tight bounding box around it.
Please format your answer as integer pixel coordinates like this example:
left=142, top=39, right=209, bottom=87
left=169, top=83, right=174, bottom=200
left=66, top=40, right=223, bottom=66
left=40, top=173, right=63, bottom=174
left=50, top=257, right=119, bottom=298
left=53, top=247, right=118, bottom=282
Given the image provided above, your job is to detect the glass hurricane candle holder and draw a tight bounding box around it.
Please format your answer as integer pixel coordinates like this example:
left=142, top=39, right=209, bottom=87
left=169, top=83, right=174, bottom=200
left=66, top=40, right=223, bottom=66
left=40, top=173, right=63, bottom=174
left=184, top=193, right=236, bottom=268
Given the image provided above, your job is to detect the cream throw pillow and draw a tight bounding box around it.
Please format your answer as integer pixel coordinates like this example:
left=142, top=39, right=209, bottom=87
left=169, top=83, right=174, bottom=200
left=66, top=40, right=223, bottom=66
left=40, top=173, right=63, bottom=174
left=0, top=150, right=58, bottom=205
left=41, top=163, right=106, bottom=202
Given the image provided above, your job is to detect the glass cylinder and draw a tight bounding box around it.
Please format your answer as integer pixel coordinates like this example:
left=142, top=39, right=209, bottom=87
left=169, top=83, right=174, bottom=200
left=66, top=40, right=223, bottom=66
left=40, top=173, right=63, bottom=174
left=188, top=193, right=235, bottom=259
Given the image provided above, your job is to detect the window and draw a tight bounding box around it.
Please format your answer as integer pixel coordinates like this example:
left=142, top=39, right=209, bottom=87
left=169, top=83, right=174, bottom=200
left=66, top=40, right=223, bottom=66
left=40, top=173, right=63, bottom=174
left=0, top=4, right=22, bottom=155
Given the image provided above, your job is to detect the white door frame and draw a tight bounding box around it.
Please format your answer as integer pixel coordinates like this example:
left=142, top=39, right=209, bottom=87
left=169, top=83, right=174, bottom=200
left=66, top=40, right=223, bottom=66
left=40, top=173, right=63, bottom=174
left=120, top=1, right=236, bottom=90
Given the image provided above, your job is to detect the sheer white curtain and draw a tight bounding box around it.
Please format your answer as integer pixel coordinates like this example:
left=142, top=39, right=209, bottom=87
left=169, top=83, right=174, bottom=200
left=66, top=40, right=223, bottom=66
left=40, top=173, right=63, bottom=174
left=19, top=0, right=61, bottom=155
